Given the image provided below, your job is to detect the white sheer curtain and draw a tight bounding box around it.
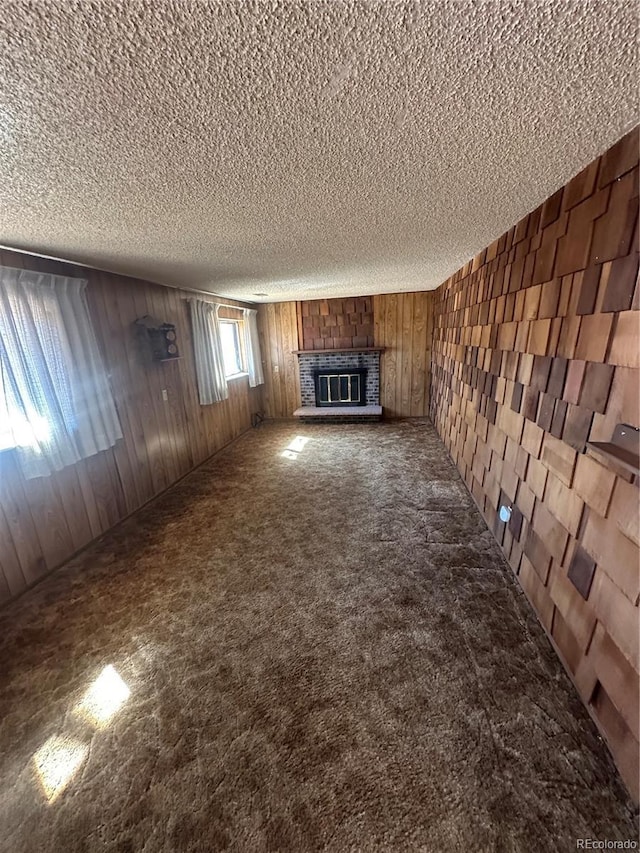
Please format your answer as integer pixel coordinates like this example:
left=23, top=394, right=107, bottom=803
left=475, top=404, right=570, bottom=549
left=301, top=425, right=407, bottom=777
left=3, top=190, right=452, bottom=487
left=242, top=308, right=264, bottom=388
left=0, top=266, right=123, bottom=479
left=188, top=298, right=229, bottom=404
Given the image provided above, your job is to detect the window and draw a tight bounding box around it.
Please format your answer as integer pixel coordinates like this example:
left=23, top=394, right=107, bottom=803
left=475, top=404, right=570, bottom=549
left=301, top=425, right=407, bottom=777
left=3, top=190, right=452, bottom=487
left=0, top=382, right=50, bottom=453
left=219, top=320, right=245, bottom=377
left=0, top=332, right=61, bottom=454
left=0, top=370, right=15, bottom=451
left=0, top=266, right=122, bottom=478
left=189, top=300, right=263, bottom=405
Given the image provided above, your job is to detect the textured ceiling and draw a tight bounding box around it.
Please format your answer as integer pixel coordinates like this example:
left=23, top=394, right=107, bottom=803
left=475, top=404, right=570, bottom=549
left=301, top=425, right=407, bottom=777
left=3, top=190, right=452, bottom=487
left=1, top=1, right=638, bottom=303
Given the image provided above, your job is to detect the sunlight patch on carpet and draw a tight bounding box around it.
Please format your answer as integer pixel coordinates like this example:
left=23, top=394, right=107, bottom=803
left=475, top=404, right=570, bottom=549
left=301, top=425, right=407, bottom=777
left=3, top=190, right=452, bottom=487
left=74, top=665, right=131, bottom=729
left=33, top=735, right=88, bottom=803
left=281, top=435, right=311, bottom=460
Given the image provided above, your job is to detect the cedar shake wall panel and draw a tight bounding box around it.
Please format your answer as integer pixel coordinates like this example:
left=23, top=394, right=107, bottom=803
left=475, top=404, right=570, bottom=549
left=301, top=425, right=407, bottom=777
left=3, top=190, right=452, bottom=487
left=567, top=545, right=597, bottom=599
left=429, top=128, right=640, bottom=801
left=299, top=297, right=374, bottom=351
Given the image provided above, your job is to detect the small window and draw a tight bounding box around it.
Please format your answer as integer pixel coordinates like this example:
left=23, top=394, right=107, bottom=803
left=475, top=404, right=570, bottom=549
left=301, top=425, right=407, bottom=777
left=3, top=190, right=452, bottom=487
left=219, top=320, right=245, bottom=377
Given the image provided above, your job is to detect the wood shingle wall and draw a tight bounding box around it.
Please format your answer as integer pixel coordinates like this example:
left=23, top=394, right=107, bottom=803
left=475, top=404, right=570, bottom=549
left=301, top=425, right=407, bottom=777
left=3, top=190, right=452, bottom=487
left=430, top=128, right=640, bottom=800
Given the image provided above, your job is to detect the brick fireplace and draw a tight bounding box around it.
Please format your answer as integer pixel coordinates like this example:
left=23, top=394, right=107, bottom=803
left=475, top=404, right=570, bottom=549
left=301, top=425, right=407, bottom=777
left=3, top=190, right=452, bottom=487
left=292, top=296, right=383, bottom=421
left=298, top=351, right=380, bottom=407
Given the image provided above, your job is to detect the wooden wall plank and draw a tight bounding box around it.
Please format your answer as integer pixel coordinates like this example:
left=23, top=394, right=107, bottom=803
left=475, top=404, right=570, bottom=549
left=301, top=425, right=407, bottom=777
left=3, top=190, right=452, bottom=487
left=88, top=274, right=142, bottom=515
left=382, top=293, right=399, bottom=415
left=0, top=249, right=261, bottom=603
left=20, top=473, right=75, bottom=571
left=257, top=306, right=274, bottom=418
left=0, top=504, right=26, bottom=600
left=257, top=302, right=300, bottom=418
left=400, top=292, right=414, bottom=414
left=131, top=283, right=172, bottom=493
left=411, top=292, right=428, bottom=416
left=50, top=466, right=94, bottom=555
left=282, top=302, right=301, bottom=414
left=272, top=304, right=285, bottom=417
left=260, top=292, right=433, bottom=419
left=112, top=278, right=156, bottom=502
left=0, top=456, right=48, bottom=585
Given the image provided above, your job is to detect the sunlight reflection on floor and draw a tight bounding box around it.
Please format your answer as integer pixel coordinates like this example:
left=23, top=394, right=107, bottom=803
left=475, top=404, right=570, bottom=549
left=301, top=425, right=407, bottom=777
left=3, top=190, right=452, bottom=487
left=31, top=664, right=131, bottom=804
left=281, top=435, right=311, bottom=460
left=32, top=735, right=88, bottom=803
left=74, top=665, right=131, bottom=729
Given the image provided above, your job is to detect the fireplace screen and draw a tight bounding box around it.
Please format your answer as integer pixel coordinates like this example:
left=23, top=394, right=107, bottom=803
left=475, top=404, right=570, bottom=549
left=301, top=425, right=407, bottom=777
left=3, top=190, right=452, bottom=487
left=313, top=368, right=367, bottom=407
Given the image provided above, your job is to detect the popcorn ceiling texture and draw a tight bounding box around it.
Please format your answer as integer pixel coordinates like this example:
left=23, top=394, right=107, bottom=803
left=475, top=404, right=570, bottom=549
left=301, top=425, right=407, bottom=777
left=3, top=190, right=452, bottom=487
left=0, top=0, right=638, bottom=302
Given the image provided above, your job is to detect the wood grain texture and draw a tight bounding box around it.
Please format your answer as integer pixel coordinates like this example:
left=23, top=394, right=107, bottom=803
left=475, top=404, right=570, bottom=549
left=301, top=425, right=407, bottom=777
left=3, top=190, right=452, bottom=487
left=374, top=291, right=433, bottom=417
left=261, top=292, right=433, bottom=418
left=0, top=248, right=263, bottom=605
left=257, top=302, right=301, bottom=418
left=299, top=296, right=375, bottom=351
left=429, top=127, right=640, bottom=801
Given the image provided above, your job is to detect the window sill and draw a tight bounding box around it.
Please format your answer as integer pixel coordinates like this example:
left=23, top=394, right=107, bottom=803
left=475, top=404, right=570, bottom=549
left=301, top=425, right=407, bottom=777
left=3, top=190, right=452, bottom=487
left=226, top=372, right=249, bottom=382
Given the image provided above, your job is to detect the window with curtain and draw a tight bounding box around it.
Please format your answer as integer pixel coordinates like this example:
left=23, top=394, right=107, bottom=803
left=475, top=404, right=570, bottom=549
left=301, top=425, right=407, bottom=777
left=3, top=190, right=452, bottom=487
left=219, top=320, right=245, bottom=377
left=188, top=299, right=229, bottom=404
left=0, top=265, right=123, bottom=479
left=188, top=300, right=264, bottom=404
left=242, top=308, right=264, bottom=388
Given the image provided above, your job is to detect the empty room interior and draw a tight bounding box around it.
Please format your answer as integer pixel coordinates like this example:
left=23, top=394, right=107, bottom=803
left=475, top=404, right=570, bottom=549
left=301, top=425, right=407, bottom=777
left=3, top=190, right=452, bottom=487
left=0, top=1, right=639, bottom=850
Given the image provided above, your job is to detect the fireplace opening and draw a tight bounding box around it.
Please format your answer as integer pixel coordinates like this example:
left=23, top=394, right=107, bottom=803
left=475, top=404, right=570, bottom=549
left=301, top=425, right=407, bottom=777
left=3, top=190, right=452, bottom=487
left=313, top=368, right=367, bottom=407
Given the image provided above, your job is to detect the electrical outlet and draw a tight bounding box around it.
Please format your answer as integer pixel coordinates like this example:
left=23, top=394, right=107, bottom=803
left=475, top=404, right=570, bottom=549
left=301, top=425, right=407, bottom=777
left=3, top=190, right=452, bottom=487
left=161, top=389, right=168, bottom=402
left=273, top=365, right=279, bottom=373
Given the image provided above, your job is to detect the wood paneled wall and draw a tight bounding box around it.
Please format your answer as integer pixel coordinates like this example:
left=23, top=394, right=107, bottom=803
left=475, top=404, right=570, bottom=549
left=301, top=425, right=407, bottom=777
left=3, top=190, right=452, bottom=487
left=258, top=292, right=433, bottom=419
left=257, top=302, right=300, bottom=419
left=429, top=127, right=639, bottom=800
left=0, top=249, right=263, bottom=605
left=375, top=292, right=433, bottom=417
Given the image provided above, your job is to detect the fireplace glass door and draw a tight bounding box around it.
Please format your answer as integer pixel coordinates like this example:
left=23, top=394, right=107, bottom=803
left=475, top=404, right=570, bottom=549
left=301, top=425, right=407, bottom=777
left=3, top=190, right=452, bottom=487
left=313, top=368, right=367, bottom=407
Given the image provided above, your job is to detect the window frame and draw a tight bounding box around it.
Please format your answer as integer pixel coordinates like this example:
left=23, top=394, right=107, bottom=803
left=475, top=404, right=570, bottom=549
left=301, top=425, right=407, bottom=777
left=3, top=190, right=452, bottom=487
left=218, top=318, right=247, bottom=379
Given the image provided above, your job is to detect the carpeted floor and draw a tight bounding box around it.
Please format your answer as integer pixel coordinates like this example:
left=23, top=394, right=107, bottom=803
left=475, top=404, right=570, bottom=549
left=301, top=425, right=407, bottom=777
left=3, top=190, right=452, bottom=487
left=0, top=420, right=637, bottom=852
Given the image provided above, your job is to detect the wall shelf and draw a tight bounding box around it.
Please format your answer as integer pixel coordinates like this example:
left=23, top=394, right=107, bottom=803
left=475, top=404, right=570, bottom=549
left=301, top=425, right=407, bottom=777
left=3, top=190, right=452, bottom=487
left=586, top=442, right=639, bottom=478
left=586, top=423, right=639, bottom=480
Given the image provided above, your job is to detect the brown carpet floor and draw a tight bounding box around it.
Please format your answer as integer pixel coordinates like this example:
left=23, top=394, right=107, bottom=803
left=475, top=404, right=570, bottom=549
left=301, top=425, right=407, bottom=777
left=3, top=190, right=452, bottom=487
left=0, top=420, right=637, bottom=852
